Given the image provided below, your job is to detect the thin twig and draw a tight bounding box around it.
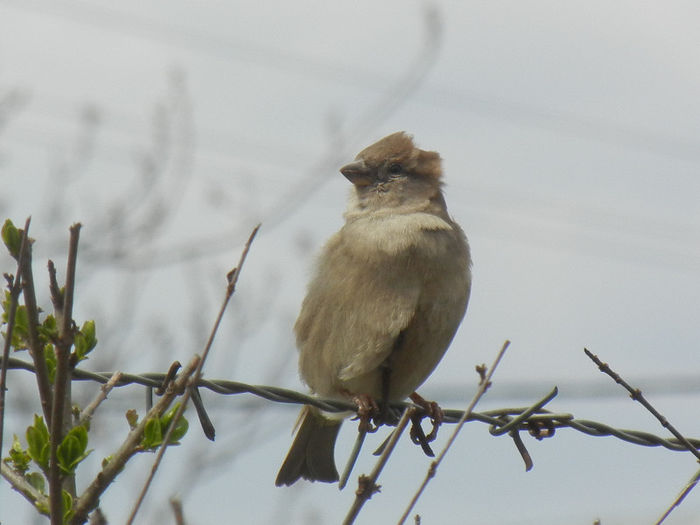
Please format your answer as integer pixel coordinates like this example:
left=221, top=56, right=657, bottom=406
left=1, top=460, right=49, bottom=510
left=339, top=429, right=367, bottom=490
left=70, top=355, right=201, bottom=524
left=125, top=223, right=260, bottom=525
left=49, top=223, right=81, bottom=524
left=585, top=348, right=700, bottom=523
left=0, top=217, right=31, bottom=470
left=655, top=467, right=700, bottom=525
left=344, top=407, right=415, bottom=525
left=78, top=371, right=122, bottom=427
left=19, top=224, right=54, bottom=423
left=398, top=340, right=510, bottom=524
left=60, top=223, right=81, bottom=339
left=584, top=348, right=700, bottom=463
left=170, top=497, right=186, bottom=525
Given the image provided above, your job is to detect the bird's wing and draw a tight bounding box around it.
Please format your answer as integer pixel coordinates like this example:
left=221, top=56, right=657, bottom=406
left=296, top=217, right=455, bottom=394
left=296, top=255, right=420, bottom=389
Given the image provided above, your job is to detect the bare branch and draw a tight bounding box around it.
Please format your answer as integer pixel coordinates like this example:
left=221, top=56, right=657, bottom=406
left=398, top=340, right=510, bottom=524
left=49, top=223, right=82, bottom=524
left=70, top=354, right=201, bottom=524
left=170, top=497, right=186, bottom=525
left=125, top=223, right=260, bottom=525
left=585, top=348, right=700, bottom=522
left=1, top=460, right=49, bottom=511
left=343, top=407, right=415, bottom=525
left=655, top=468, right=700, bottom=525
left=19, top=227, right=53, bottom=423
left=78, top=371, right=122, bottom=427
left=584, top=348, right=700, bottom=462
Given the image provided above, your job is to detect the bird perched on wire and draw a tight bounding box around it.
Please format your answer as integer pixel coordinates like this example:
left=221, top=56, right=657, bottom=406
left=275, top=131, right=472, bottom=487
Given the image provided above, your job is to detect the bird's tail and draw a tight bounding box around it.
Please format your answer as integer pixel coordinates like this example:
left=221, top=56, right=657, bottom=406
left=275, top=405, right=342, bottom=486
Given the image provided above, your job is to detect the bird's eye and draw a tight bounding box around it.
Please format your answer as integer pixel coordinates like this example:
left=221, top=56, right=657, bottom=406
left=388, top=163, right=402, bottom=174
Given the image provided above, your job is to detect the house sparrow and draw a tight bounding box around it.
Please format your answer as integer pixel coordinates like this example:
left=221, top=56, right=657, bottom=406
left=275, top=131, right=471, bottom=486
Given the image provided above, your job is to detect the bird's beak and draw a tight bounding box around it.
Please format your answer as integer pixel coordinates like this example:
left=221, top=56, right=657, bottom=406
left=340, top=160, right=373, bottom=187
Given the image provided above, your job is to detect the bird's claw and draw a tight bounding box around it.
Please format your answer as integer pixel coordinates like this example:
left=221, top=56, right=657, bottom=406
left=351, top=393, right=381, bottom=433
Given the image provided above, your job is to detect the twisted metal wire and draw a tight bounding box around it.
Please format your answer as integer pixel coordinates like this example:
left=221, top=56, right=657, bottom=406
left=4, top=356, right=700, bottom=454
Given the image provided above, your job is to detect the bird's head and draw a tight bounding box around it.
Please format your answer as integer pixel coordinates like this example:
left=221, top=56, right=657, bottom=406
left=340, top=132, right=444, bottom=212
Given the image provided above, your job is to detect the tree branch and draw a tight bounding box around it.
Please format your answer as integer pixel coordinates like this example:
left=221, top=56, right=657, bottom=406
left=70, top=355, right=201, bottom=524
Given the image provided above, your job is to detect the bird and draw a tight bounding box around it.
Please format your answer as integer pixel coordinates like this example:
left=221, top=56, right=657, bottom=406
left=275, top=131, right=472, bottom=487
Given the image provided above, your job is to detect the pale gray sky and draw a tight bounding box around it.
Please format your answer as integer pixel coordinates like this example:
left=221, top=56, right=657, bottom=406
left=1, top=1, right=700, bottom=524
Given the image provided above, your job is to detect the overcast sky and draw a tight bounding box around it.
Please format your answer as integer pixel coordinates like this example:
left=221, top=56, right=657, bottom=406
left=2, top=1, right=700, bottom=524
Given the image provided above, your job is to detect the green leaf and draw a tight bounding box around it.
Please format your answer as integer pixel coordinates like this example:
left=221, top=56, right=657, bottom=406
left=6, top=434, right=31, bottom=473
left=26, top=472, right=46, bottom=494
left=57, top=426, right=91, bottom=475
left=160, top=404, right=188, bottom=444
left=37, top=315, right=58, bottom=344
left=26, top=415, right=50, bottom=472
left=62, top=489, right=73, bottom=522
left=160, top=404, right=177, bottom=428
left=1, top=219, right=21, bottom=258
left=12, top=305, right=30, bottom=349
left=0, top=291, right=30, bottom=350
left=44, top=344, right=56, bottom=384
left=169, top=415, right=189, bottom=443
left=142, top=417, right=162, bottom=450
left=1, top=290, right=10, bottom=323
left=74, top=320, right=97, bottom=361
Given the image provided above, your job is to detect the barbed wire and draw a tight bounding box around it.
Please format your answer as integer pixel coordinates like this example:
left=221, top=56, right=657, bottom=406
left=3, top=356, right=700, bottom=455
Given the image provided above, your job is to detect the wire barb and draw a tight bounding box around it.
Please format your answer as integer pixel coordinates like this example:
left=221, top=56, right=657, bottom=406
left=3, top=355, right=700, bottom=456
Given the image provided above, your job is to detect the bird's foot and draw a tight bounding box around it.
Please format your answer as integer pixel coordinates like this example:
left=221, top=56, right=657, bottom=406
left=349, top=393, right=381, bottom=433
